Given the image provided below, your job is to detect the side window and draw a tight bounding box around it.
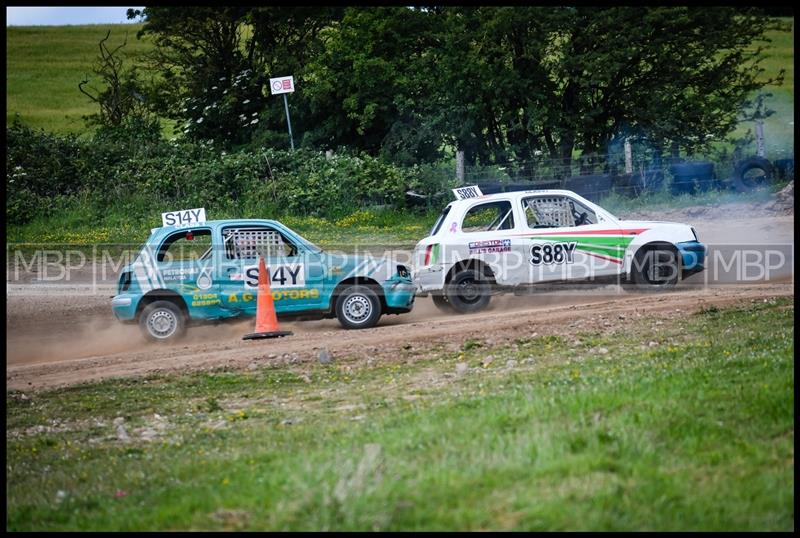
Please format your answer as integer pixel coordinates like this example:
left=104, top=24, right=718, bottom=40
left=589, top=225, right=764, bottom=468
left=461, top=201, right=515, bottom=233
left=222, top=227, right=299, bottom=260
left=157, top=229, right=213, bottom=262
left=567, top=198, right=598, bottom=226
left=522, top=196, right=597, bottom=228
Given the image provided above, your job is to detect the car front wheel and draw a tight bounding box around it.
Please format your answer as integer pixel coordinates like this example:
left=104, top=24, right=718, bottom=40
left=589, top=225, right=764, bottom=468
left=139, top=300, right=186, bottom=342
left=630, top=246, right=680, bottom=291
left=336, top=285, right=382, bottom=329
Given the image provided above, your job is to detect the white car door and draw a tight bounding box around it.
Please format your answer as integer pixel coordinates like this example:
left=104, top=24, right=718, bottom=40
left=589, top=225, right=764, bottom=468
left=512, top=194, right=624, bottom=284
left=456, top=198, right=522, bottom=286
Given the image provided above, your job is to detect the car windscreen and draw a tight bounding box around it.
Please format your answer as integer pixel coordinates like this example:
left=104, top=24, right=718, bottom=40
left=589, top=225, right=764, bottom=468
left=288, top=229, right=323, bottom=254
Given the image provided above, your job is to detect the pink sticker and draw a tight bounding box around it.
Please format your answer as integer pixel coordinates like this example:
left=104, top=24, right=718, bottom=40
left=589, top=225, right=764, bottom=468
left=449, top=222, right=458, bottom=233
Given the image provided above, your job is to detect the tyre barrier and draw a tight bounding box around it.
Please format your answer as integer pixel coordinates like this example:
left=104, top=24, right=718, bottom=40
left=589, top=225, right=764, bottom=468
left=669, top=161, right=715, bottom=195
left=506, top=181, right=562, bottom=192
left=629, top=169, right=665, bottom=195
left=772, top=158, right=794, bottom=182
left=475, top=181, right=562, bottom=195
left=732, top=156, right=773, bottom=193
left=476, top=182, right=504, bottom=195
left=562, top=174, right=613, bottom=201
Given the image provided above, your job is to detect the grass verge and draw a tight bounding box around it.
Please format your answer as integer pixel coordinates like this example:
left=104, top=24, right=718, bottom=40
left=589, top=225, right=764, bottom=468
left=6, top=297, right=794, bottom=530
left=6, top=181, right=790, bottom=256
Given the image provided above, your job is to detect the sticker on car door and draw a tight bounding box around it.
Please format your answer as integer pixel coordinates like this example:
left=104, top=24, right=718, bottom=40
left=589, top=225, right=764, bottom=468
left=243, top=263, right=305, bottom=288
left=530, top=242, right=577, bottom=265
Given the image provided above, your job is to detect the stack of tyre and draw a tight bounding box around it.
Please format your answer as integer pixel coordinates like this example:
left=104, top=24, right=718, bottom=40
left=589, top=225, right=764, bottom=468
left=669, top=161, right=716, bottom=195
left=476, top=181, right=561, bottom=194
left=562, top=174, right=613, bottom=201
left=730, top=156, right=776, bottom=193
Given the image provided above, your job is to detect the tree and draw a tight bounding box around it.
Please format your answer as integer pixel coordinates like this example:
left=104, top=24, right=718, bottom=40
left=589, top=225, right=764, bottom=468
left=302, top=7, right=445, bottom=162
left=432, top=7, right=783, bottom=173
left=129, top=7, right=343, bottom=149
left=129, top=7, right=262, bottom=146
left=129, top=6, right=783, bottom=168
left=79, top=30, right=156, bottom=131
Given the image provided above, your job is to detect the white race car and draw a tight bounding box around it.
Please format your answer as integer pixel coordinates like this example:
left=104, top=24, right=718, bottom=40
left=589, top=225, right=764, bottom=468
left=413, top=187, right=706, bottom=313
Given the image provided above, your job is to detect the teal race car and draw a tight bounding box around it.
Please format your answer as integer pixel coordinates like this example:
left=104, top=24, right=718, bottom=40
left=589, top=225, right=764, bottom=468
left=112, top=215, right=415, bottom=341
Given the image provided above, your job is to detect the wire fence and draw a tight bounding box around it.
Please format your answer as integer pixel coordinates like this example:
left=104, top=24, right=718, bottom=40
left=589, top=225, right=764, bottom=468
left=456, top=147, right=795, bottom=203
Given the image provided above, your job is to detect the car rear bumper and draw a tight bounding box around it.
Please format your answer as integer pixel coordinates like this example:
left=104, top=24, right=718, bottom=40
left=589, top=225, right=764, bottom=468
left=413, top=264, right=446, bottom=293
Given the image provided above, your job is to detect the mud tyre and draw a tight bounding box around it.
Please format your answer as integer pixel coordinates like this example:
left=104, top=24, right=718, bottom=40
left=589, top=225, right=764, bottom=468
left=445, top=269, right=491, bottom=313
left=732, top=156, right=773, bottom=192
left=139, top=300, right=186, bottom=343
left=431, top=292, right=454, bottom=313
left=629, top=246, right=681, bottom=292
left=335, top=285, right=382, bottom=329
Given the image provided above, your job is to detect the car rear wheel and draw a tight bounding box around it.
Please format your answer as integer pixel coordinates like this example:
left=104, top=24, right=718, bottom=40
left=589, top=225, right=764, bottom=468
left=445, top=269, right=491, bottom=313
left=336, top=285, right=382, bottom=329
left=139, top=300, right=186, bottom=342
left=630, top=246, right=680, bottom=291
left=431, top=292, right=454, bottom=313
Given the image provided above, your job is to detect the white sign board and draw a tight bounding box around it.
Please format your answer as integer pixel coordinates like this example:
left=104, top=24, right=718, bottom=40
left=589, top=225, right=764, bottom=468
left=269, top=76, right=295, bottom=95
left=161, top=207, right=206, bottom=227
left=452, top=185, right=484, bottom=200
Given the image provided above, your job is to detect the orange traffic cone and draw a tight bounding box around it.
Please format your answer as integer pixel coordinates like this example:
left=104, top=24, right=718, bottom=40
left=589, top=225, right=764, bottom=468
left=243, top=256, right=293, bottom=340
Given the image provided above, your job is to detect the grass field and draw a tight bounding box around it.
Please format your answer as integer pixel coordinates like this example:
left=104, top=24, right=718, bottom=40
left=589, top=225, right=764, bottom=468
left=6, top=24, right=151, bottom=135
left=6, top=298, right=794, bottom=530
left=5, top=18, right=794, bottom=156
left=727, top=17, right=795, bottom=158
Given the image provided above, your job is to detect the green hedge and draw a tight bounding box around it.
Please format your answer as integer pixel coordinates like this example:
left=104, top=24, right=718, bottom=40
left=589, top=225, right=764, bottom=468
left=6, top=121, right=454, bottom=226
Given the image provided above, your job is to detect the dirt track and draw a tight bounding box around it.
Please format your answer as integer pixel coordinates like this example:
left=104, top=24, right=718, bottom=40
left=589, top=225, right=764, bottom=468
left=6, top=205, right=794, bottom=391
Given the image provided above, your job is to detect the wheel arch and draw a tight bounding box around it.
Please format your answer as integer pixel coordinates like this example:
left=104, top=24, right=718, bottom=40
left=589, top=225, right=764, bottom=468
left=330, top=277, right=386, bottom=314
left=135, top=289, right=190, bottom=320
left=444, top=258, right=497, bottom=285
left=627, top=241, right=681, bottom=279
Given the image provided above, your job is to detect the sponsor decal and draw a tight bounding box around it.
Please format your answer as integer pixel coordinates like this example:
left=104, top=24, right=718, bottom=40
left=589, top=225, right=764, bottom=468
left=225, top=288, right=320, bottom=302
left=192, top=293, right=220, bottom=307
left=162, top=267, right=199, bottom=281
left=196, top=268, right=213, bottom=290
left=469, top=239, right=511, bottom=254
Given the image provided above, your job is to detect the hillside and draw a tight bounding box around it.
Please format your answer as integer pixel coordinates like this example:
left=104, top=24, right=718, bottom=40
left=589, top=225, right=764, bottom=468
left=6, top=23, right=150, bottom=134
left=5, top=18, right=794, bottom=155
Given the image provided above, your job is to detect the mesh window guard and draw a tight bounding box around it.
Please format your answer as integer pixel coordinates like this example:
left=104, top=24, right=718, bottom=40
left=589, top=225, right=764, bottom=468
left=223, top=228, right=287, bottom=259
left=525, top=197, right=575, bottom=228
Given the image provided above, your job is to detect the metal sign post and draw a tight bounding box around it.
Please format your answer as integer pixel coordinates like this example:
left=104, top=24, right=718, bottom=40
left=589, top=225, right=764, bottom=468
left=282, top=93, right=294, bottom=151
left=270, top=75, right=296, bottom=151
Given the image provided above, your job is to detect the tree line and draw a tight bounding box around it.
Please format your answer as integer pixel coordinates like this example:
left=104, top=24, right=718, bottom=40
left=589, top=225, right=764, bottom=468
left=115, top=6, right=784, bottom=170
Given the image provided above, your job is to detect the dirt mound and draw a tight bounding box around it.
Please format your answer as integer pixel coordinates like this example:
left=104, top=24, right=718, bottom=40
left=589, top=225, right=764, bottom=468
left=775, top=181, right=794, bottom=208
